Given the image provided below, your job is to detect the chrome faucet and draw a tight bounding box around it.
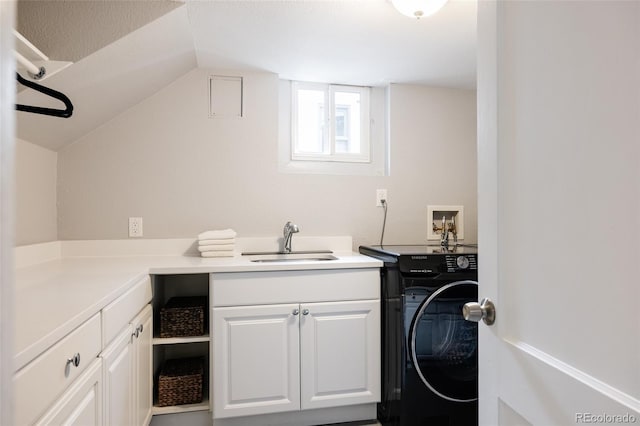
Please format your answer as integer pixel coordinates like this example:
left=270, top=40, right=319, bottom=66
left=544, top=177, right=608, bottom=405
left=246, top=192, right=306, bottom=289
left=440, top=216, right=458, bottom=247
left=283, top=222, right=299, bottom=253
left=440, top=216, right=449, bottom=247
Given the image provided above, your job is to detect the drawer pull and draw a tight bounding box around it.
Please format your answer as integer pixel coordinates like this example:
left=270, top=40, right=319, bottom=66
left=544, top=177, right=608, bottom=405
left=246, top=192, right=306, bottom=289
left=64, top=353, right=81, bottom=377
left=302, top=309, right=310, bottom=315
left=132, top=324, right=143, bottom=340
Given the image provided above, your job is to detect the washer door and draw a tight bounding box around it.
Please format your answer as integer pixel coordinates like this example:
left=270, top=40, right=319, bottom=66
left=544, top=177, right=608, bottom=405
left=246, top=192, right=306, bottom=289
left=408, top=280, right=478, bottom=402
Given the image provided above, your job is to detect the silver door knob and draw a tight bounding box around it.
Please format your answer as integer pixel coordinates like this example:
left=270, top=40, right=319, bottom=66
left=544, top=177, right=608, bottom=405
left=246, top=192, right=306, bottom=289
left=463, top=298, right=496, bottom=326
left=302, top=309, right=309, bottom=316
left=292, top=309, right=300, bottom=316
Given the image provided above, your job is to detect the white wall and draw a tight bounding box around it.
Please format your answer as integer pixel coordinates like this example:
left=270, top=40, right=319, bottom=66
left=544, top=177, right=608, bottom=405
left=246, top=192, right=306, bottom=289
left=57, top=68, right=476, bottom=248
left=388, top=84, right=477, bottom=243
left=15, top=138, right=57, bottom=245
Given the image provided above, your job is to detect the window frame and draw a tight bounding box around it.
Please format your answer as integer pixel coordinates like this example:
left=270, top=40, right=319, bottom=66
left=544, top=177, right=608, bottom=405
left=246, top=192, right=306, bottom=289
left=291, top=81, right=371, bottom=163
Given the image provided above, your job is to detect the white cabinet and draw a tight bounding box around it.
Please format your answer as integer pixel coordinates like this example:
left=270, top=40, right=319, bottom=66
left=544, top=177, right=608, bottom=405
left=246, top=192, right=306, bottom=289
left=132, top=306, right=153, bottom=426
left=101, top=274, right=153, bottom=426
left=35, top=358, right=103, bottom=426
left=101, top=327, right=133, bottom=425
left=300, top=300, right=380, bottom=410
left=102, top=277, right=152, bottom=348
left=15, top=276, right=151, bottom=426
left=14, top=313, right=102, bottom=425
left=101, top=326, right=133, bottom=426
left=213, top=304, right=301, bottom=418
left=211, top=269, right=381, bottom=421
left=101, top=304, right=152, bottom=426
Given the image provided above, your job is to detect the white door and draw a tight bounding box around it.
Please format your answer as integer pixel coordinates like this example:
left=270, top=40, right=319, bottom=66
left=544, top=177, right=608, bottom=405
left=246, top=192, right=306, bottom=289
left=477, top=1, right=640, bottom=425
left=213, top=303, right=300, bottom=418
left=300, top=300, right=380, bottom=410
left=132, top=305, right=153, bottom=426
left=101, top=326, right=133, bottom=426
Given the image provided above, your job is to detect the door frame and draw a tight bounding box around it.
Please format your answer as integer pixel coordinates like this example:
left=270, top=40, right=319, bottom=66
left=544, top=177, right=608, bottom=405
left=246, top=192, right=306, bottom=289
left=476, top=1, right=499, bottom=422
left=0, top=1, right=16, bottom=425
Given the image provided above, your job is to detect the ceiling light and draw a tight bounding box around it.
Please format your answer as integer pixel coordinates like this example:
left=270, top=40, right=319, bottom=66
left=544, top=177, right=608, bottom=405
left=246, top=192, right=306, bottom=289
left=390, top=0, right=449, bottom=19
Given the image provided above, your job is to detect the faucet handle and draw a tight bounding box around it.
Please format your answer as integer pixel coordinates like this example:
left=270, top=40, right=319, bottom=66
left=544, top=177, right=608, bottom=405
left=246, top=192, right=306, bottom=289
left=284, top=221, right=299, bottom=234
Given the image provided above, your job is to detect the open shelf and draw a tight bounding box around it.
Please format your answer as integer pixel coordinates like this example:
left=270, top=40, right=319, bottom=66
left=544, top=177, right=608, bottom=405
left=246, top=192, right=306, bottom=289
left=152, top=399, right=210, bottom=415
left=153, top=335, right=210, bottom=345
left=151, top=274, right=211, bottom=419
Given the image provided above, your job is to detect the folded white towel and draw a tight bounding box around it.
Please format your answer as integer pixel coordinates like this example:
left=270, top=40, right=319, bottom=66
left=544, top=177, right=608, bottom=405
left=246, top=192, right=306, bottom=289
left=199, top=238, right=236, bottom=246
left=198, top=243, right=235, bottom=252
left=198, top=229, right=237, bottom=240
left=201, top=250, right=235, bottom=258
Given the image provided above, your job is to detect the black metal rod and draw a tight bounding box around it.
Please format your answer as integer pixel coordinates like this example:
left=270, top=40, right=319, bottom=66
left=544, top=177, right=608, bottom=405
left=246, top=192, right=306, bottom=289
left=15, top=72, right=73, bottom=118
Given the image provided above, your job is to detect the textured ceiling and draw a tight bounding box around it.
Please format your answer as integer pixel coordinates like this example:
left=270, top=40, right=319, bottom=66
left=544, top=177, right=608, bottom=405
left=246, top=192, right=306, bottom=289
left=17, top=0, right=181, bottom=62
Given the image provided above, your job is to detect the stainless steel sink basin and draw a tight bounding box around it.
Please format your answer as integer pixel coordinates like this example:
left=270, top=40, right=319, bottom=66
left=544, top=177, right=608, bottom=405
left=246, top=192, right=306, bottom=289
left=247, top=253, right=338, bottom=263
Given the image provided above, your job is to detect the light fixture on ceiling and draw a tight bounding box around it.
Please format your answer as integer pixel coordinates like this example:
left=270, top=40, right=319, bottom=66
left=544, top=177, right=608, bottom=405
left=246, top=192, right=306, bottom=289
left=390, top=0, right=448, bottom=19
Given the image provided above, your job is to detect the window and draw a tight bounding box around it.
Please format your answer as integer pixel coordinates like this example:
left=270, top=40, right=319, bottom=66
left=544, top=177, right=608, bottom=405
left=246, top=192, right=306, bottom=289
left=291, top=82, right=370, bottom=163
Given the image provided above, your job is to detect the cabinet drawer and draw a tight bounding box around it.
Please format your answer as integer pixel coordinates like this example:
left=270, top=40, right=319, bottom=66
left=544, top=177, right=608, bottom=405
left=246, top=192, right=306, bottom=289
left=102, top=276, right=152, bottom=347
left=14, top=313, right=102, bottom=426
left=212, top=269, right=380, bottom=307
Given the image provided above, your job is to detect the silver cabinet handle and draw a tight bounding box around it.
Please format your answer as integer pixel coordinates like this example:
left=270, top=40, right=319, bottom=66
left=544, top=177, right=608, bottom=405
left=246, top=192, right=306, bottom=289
left=131, top=324, right=144, bottom=340
left=65, top=353, right=81, bottom=377
left=463, top=298, right=496, bottom=326
left=292, top=309, right=299, bottom=316
left=302, top=309, right=309, bottom=316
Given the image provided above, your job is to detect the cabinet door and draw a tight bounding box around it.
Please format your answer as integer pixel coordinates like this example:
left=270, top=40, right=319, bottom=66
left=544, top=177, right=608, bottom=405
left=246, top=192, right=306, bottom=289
left=213, top=304, right=300, bottom=418
left=132, top=305, right=153, bottom=426
left=101, top=327, right=133, bottom=426
left=300, top=300, right=381, bottom=410
left=35, top=359, right=103, bottom=425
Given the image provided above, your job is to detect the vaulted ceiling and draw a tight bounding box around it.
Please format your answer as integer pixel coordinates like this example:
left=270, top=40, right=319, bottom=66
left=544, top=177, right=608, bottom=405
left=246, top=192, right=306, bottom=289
left=15, top=0, right=477, bottom=151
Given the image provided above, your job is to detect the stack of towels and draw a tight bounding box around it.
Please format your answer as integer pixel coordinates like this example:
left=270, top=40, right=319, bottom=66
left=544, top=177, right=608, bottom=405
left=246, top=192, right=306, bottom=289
left=197, top=229, right=237, bottom=258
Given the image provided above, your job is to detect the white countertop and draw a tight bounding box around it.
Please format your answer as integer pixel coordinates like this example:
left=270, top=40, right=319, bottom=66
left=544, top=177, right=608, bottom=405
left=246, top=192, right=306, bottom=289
left=14, top=238, right=382, bottom=371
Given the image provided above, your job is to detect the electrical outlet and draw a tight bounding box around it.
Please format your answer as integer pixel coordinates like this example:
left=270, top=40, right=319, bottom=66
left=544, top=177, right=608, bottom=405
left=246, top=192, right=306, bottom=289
left=129, top=217, right=143, bottom=237
left=376, top=189, right=388, bottom=207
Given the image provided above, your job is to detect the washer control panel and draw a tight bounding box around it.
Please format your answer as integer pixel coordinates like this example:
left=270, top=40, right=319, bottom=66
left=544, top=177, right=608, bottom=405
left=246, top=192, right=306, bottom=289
left=445, top=254, right=477, bottom=272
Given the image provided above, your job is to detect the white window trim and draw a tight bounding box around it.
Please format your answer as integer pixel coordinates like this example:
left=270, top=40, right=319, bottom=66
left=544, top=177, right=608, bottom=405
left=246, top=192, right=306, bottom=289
left=279, top=80, right=389, bottom=177
left=291, top=82, right=371, bottom=163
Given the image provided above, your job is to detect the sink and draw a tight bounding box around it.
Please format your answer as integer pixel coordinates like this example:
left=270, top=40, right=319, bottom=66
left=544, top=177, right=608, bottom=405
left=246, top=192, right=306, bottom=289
left=242, top=250, right=333, bottom=256
left=247, top=253, right=338, bottom=263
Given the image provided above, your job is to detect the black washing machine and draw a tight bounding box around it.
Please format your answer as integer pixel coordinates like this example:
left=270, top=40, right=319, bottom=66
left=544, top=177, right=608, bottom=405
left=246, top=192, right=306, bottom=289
left=359, top=245, right=478, bottom=426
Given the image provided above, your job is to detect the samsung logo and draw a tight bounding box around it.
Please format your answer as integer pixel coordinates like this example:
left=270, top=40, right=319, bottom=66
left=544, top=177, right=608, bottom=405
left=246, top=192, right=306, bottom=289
left=411, top=255, right=428, bottom=260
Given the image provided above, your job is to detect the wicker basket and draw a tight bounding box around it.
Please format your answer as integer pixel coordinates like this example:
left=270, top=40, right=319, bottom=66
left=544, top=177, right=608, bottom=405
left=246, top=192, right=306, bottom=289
left=160, top=296, right=206, bottom=338
left=157, top=357, right=204, bottom=407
